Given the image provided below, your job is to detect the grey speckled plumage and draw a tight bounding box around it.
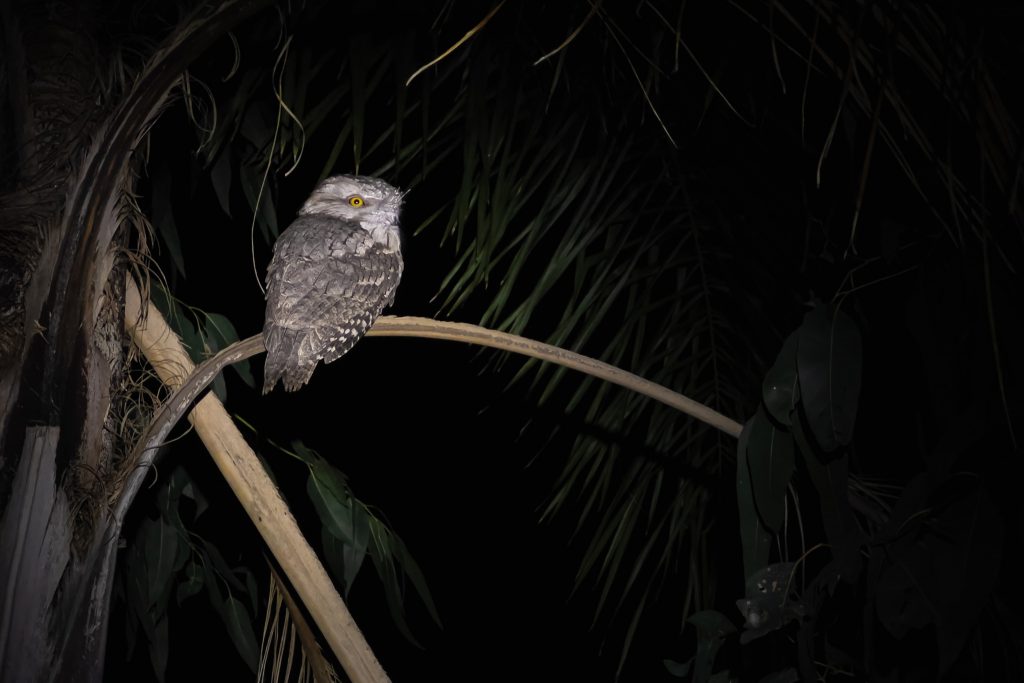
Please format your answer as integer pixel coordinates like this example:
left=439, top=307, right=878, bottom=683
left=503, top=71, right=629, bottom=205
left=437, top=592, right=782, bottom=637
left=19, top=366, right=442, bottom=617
left=262, top=174, right=404, bottom=393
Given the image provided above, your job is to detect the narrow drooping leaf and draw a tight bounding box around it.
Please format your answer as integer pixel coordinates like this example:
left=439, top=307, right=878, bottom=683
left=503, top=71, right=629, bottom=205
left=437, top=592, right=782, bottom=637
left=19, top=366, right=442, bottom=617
left=736, top=416, right=772, bottom=580
left=745, top=409, right=795, bottom=533
left=221, top=594, right=260, bottom=672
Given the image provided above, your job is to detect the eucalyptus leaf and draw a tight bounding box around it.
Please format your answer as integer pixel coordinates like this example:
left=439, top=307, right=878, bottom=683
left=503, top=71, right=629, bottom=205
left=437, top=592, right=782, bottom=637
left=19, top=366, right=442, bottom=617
left=151, top=164, right=186, bottom=277
left=392, top=533, right=441, bottom=627
left=796, top=306, right=862, bottom=452
left=759, top=668, right=799, bottom=683
left=221, top=595, right=259, bottom=672
left=201, top=540, right=246, bottom=593
left=792, top=410, right=863, bottom=576
left=203, top=312, right=254, bottom=387
left=148, top=616, right=170, bottom=683
left=210, top=150, right=233, bottom=216
left=762, top=331, right=800, bottom=426
left=142, top=516, right=184, bottom=610
left=736, top=416, right=772, bottom=580
left=369, top=538, right=423, bottom=647
left=686, top=610, right=736, bottom=683
left=745, top=408, right=795, bottom=533
left=322, top=528, right=352, bottom=596
left=307, top=459, right=355, bottom=543
left=663, top=657, right=692, bottom=678
left=176, top=560, right=204, bottom=605
left=344, top=503, right=370, bottom=595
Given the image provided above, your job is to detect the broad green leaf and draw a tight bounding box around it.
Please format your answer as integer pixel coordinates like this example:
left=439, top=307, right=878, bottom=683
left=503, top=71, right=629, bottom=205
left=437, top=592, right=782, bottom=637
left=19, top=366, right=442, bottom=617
left=746, top=409, right=795, bottom=533
left=737, top=563, right=800, bottom=644
left=151, top=164, right=186, bottom=277
left=663, top=658, right=692, bottom=677
left=686, top=610, right=736, bottom=682
left=307, top=458, right=355, bottom=543
left=239, top=161, right=277, bottom=243
left=176, top=560, right=204, bottom=605
left=322, top=528, right=352, bottom=595
left=201, top=540, right=246, bottom=593
left=876, top=481, right=1002, bottom=675
left=221, top=595, right=259, bottom=672
left=125, top=539, right=154, bottom=640
left=142, top=516, right=184, bottom=609
left=796, top=306, right=862, bottom=451
left=349, top=36, right=369, bottom=171
left=736, top=416, right=772, bottom=580
left=344, top=503, right=370, bottom=595
left=203, top=312, right=255, bottom=387
left=148, top=616, right=169, bottom=683
left=792, top=410, right=862, bottom=574
left=180, top=479, right=209, bottom=521
left=210, top=150, right=233, bottom=216
left=392, top=533, right=441, bottom=628
left=762, top=331, right=800, bottom=426
left=368, top=528, right=422, bottom=647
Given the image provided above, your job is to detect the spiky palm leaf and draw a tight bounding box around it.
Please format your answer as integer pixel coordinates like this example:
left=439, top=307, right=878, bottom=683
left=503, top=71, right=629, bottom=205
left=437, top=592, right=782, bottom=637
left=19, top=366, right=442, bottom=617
left=136, top=0, right=1020, bottom=676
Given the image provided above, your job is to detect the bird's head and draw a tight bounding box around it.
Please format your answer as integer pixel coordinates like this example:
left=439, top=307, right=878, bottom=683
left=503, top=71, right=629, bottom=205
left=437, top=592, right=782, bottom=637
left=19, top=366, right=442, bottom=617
left=298, top=174, right=405, bottom=231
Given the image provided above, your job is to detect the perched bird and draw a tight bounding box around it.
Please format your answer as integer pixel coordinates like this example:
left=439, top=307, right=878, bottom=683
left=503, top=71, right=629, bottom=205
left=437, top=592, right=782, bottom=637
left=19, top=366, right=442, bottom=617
left=262, top=174, right=404, bottom=393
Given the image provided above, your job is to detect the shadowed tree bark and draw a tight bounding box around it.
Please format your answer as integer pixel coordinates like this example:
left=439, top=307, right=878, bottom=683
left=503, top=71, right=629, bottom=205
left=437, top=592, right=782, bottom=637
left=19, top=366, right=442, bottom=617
left=0, top=2, right=269, bottom=680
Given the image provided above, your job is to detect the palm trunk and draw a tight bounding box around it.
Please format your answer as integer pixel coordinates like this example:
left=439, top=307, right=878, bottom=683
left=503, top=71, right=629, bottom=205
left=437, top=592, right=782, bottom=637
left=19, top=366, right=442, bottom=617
left=0, top=3, right=269, bottom=680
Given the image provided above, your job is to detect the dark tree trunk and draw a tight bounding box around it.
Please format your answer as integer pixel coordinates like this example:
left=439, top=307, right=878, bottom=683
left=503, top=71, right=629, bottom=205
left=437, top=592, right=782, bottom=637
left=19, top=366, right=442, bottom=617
left=0, top=2, right=269, bottom=680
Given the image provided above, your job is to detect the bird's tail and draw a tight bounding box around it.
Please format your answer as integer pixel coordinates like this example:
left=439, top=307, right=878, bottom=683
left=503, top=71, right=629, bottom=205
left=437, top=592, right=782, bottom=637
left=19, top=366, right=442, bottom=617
left=262, top=326, right=316, bottom=394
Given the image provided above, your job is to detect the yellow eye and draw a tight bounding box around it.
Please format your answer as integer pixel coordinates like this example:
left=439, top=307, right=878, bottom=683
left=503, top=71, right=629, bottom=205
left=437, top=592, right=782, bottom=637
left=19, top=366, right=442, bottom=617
left=348, top=195, right=364, bottom=207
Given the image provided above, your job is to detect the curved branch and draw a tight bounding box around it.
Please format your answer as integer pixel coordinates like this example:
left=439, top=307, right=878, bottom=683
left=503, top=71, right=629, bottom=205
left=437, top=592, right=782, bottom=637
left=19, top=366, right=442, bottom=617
left=367, top=317, right=744, bottom=437
left=122, top=278, right=388, bottom=683
left=119, top=277, right=744, bottom=683
left=131, top=310, right=742, bottom=473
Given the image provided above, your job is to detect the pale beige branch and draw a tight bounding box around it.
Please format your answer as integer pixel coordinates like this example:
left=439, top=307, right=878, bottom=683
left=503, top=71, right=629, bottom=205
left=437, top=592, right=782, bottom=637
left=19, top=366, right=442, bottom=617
left=367, top=317, right=744, bottom=438
left=123, top=278, right=388, bottom=683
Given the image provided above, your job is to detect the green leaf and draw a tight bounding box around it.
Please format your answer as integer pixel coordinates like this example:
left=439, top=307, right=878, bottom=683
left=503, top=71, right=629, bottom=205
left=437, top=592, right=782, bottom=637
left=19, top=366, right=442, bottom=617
left=203, top=312, right=255, bottom=388
left=796, top=306, right=862, bottom=451
left=176, top=560, right=204, bottom=605
left=306, top=456, right=355, bottom=543
left=875, top=481, right=1002, bottom=675
left=737, top=416, right=772, bottom=580
left=663, top=658, right=692, bottom=677
left=762, top=331, right=800, bottom=426
left=349, top=36, right=369, bottom=171
left=148, top=616, right=169, bottom=683
left=201, top=541, right=246, bottom=593
left=322, top=528, right=352, bottom=595
left=142, top=516, right=185, bottom=610
left=221, top=595, right=259, bottom=672
left=686, top=610, right=736, bottom=682
left=368, top=528, right=423, bottom=647
left=746, top=409, right=795, bottom=533
left=759, top=668, right=799, bottom=683
left=151, top=164, right=186, bottom=277
left=210, top=150, right=233, bottom=216
left=180, top=479, right=209, bottom=521
left=177, top=313, right=205, bottom=366
left=792, top=410, right=862, bottom=574
left=392, top=533, right=441, bottom=628
left=239, top=161, right=278, bottom=242
left=344, top=503, right=370, bottom=594
left=737, top=563, right=801, bottom=644
left=125, top=539, right=153, bottom=640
